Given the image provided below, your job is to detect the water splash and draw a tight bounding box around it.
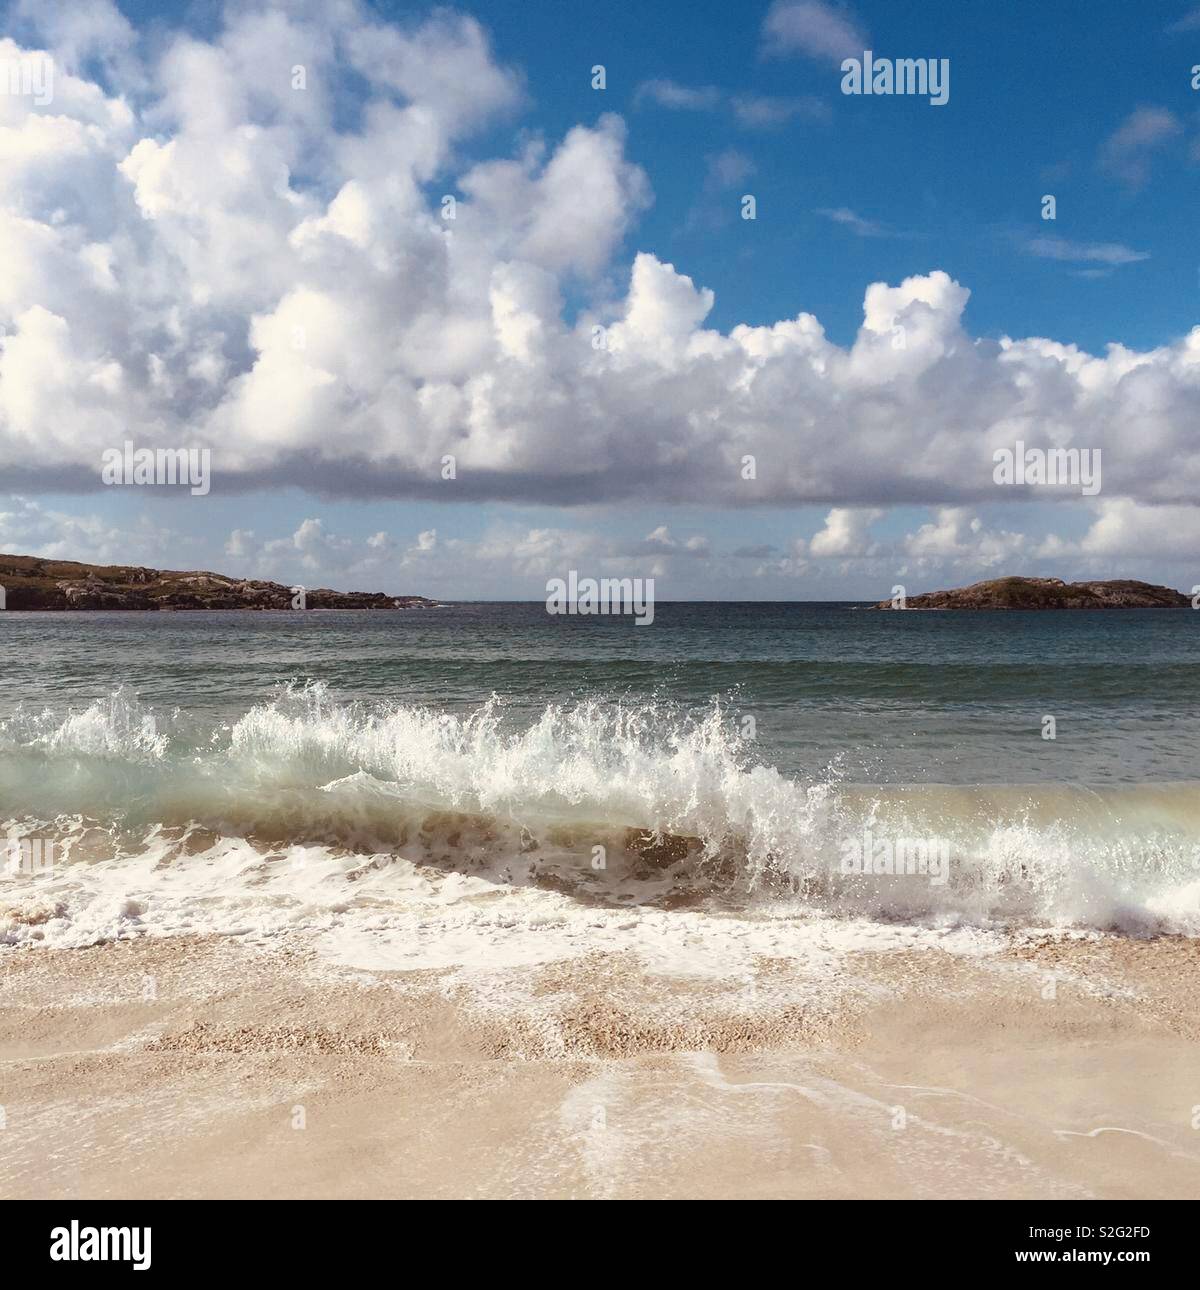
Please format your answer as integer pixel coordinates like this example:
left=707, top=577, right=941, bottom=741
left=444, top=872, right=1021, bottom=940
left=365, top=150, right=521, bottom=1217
left=1, top=683, right=1198, bottom=936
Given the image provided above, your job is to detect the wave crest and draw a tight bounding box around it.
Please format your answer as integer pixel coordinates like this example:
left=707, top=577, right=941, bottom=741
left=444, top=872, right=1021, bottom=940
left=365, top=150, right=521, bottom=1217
left=2, top=684, right=1199, bottom=935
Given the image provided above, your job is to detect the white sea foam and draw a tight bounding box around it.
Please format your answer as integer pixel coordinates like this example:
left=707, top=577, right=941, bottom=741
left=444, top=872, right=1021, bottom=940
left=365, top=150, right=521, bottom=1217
left=1, top=684, right=1198, bottom=958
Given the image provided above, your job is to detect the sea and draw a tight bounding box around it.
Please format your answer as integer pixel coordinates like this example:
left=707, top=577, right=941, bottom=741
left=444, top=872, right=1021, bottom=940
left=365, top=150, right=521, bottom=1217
left=2, top=603, right=1198, bottom=958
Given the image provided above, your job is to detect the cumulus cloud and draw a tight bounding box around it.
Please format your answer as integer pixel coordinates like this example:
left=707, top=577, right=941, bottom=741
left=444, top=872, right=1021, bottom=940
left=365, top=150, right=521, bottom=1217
left=808, top=506, right=882, bottom=557
left=902, top=508, right=1027, bottom=571
left=9, top=0, right=141, bottom=87
left=1041, top=498, right=1200, bottom=561
left=0, top=0, right=1199, bottom=533
left=224, top=515, right=401, bottom=581
left=263, top=517, right=353, bottom=569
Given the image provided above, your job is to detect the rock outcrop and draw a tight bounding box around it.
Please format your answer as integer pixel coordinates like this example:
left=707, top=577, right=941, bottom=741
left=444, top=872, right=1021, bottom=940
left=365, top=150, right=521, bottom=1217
left=0, top=554, right=437, bottom=611
left=872, top=576, right=1189, bottom=610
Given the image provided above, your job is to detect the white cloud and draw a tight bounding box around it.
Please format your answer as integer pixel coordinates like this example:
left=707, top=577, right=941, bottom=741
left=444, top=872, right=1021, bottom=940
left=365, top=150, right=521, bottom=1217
left=1166, top=9, right=1200, bottom=34
left=630, top=525, right=710, bottom=557
left=225, top=528, right=255, bottom=558
left=263, top=517, right=353, bottom=570
left=633, top=83, right=829, bottom=130
left=0, top=0, right=1198, bottom=538
left=817, top=206, right=894, bottom=238
left=0, top=495, right=178, bottom=564
left=10, top=0, right=141, bottom=86
left=1026, top=236, right=1149, bottom=266
left=225, top=516, right=395, bottom=581
left=704, top=148, right=755, bottom=189
left=903, top=508, right=1026, bottom=570
left=634, top=79, right=721, bottom=111
left=730, top=94, right=829, bottom=128
left=411, top=528, right=437, bottom=553
left=340, top=9, right=524, bottom=137
left=761, top=1, right=867, bottom=63
left=809, top=507, right=882, bottom=557
left=1099, top=107, right=1181, bottom=188
left=1044, top=498, right=1200, bottom=560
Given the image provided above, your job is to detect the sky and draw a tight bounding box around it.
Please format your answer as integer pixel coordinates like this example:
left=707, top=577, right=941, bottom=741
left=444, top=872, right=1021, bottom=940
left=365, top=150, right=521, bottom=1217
left=1, top=0, right=1199, bottom=599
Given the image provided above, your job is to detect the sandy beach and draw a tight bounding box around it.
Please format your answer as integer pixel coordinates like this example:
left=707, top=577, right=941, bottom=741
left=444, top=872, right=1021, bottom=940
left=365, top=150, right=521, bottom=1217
left=4, top=929, right=1198, bottom=1200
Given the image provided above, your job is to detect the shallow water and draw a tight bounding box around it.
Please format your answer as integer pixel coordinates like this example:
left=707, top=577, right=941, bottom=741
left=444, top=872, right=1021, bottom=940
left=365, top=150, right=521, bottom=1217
left=1, top=604, right=1198, bottom=942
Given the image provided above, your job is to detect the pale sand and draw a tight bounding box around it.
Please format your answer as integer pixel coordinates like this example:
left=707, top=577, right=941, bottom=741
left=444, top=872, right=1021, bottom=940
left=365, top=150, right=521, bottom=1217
left=2, top=932, right=1199, bottom=1199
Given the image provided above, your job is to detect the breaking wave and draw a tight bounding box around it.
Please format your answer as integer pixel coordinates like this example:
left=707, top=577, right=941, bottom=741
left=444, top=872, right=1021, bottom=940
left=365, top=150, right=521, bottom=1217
left=2, top=683, right=1199, bottom=941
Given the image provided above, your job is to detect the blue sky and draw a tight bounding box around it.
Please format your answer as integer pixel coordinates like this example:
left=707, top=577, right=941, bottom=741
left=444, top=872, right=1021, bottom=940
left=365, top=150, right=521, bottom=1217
left=2, top=0, right=1200, bottom=598
left=113, top=0, right=1200, bottom=354
left=481, top=0, right=1200, bottom=352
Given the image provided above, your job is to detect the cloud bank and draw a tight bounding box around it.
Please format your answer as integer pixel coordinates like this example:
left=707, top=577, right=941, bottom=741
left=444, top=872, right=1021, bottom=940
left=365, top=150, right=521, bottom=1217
left=1, top=0, right=1199, bottom=522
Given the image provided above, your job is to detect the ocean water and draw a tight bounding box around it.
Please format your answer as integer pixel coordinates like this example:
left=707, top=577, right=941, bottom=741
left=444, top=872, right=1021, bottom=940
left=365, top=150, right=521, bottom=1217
left=2, top=603, right=1199, bottom=950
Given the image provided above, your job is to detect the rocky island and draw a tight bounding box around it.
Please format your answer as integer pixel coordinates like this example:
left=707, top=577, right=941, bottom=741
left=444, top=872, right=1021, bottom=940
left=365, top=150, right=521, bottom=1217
left=873, top=576, right=1190, bottom=610
left=0, top=553, right=437, bottom=611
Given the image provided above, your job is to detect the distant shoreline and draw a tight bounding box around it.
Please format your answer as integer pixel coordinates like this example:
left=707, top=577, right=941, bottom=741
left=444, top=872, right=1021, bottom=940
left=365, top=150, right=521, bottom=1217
left=872, top=576, right=1190, bottom=610
left=0, top=552, right=435, bottom=612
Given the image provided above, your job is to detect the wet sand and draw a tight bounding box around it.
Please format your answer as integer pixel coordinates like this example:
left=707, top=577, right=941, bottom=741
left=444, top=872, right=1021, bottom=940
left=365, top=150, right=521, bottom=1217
left=3, top=931, right=1199, bottom=1199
